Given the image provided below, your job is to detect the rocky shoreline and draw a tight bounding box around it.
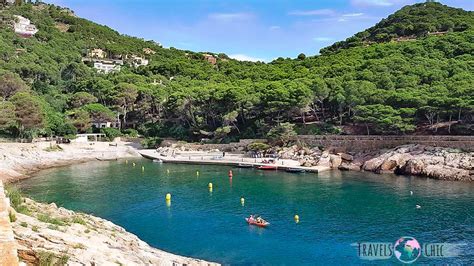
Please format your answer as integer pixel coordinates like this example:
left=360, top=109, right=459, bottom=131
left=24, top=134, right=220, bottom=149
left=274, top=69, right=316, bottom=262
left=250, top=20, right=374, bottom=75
left=12, top=198, right=216, bottom=265
left=0, top=141, right=218, bottom=265
left=276, top=144, right=473, bottom=181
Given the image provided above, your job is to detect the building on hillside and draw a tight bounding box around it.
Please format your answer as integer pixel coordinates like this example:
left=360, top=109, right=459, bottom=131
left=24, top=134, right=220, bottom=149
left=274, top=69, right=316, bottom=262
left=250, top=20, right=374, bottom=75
left=143, top=48, right=156, bottom=55
left=13, top=15, right=38, bottom=37
left=88, top=48, right=107, bottom=59
left=93, top=60, right=122, bottom=74
left=92, top=117, right=121, bottom=129
left=82, top=57, right=123, bottom=74
left=130, top=55, right=149, bottom=67
left=203, top=54, right=217, bottom=65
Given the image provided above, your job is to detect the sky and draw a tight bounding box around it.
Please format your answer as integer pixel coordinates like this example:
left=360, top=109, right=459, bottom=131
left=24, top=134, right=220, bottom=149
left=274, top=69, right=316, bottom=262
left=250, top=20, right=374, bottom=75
left=44, top=0, right=473, bottom=62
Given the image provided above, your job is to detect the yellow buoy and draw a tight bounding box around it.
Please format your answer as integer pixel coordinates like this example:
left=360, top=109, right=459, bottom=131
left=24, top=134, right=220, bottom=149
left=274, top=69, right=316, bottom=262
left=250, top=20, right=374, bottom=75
left=209, top=187, right=213, bottom=193
left=165, top=193, right=171, bottom=201
left=240, top=197, right=245, bottom=206
left=166, top=199, right=171, bottom=207
left=208, top=182, right=213, bottom=189
left=294, top=215, right=300, bottom=223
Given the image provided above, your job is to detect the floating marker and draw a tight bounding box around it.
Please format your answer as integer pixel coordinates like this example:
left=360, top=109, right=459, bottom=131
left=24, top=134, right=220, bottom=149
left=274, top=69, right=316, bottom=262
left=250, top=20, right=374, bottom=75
left=240, top=197, right=245, bottom=206
left=196, top=171, right=200, bottom=176
left=416, top=205, right=421, bottom=209
left=410, top=191, right=413, bottom=195
left=132, top=162, right=136, bottom=167
left=166, top=200, right=171, bottom=208
left=142, top=166, right=145, bottom=172
left=167, top=169, right=170, bottom=174
left=294, top=214, right=300, bottom=223
left=208, top=182, right=213, bottom=189
left=228, top=170, right=233, bottom=178
left=165, top=193, right=171, bottom=201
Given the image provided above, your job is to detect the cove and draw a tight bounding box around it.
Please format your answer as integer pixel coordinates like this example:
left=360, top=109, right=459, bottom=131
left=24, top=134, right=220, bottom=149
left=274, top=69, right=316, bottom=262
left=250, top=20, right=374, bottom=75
left=17, top=159, right=474, bottom=264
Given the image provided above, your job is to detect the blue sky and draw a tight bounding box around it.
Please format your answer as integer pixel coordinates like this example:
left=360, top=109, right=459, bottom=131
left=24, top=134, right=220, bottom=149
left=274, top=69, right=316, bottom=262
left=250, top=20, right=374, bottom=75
left=45, top=0, right=473, bottom=62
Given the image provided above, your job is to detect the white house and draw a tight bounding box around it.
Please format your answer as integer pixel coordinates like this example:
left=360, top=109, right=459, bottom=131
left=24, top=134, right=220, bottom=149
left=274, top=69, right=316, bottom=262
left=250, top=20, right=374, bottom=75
left=130, top=55, right=149, bottom=67
left=92, top=60, right=123, bottom=74
left=13, top=15, right=38, bottom=37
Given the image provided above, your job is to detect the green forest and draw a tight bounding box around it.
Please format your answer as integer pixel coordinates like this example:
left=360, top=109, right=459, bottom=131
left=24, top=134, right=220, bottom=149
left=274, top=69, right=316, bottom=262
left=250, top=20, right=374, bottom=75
left=0, top=1, right=472, bottom=143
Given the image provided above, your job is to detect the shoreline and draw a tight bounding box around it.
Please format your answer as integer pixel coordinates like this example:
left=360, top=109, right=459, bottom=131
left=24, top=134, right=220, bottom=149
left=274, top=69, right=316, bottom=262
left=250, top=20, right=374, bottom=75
left=0, top=141, right=218, bottom=265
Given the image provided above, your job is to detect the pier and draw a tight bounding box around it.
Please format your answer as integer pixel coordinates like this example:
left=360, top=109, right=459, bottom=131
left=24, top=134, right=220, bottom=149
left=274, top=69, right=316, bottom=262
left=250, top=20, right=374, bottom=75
left=139, top=150, right=330, bottom=173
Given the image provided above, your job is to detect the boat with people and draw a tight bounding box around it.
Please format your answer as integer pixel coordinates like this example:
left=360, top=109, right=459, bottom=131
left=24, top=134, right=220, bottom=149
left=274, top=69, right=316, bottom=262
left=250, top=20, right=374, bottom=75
left=245, top=215, right=269, bottom=227
left=257, top=165, right=278, bottom=170
left=285, top=168, right=306, bottom=173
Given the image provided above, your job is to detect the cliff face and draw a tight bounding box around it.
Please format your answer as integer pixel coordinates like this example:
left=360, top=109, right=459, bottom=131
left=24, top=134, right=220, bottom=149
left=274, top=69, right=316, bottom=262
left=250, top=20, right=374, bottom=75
left=12, top=198, right=218, bottom=265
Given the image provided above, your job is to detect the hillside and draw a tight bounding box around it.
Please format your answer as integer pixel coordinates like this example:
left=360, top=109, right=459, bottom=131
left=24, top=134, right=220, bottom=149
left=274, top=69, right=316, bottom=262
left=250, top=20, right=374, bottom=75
left=321, top=2, right=474, bottom=54
left=0, top=2, right=472, bottom=144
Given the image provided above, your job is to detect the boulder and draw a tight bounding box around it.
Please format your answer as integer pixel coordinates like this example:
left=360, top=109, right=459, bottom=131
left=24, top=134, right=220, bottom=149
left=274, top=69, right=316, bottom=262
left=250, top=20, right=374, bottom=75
left=339, top=162, right=361, bottom=171
left=339, top=153, right=353, bottom=161
left=424, top=165, right=471, bottom=181
left=401, top=159, right=425, bottom=175
left=329, top=154, right=342, bottom=169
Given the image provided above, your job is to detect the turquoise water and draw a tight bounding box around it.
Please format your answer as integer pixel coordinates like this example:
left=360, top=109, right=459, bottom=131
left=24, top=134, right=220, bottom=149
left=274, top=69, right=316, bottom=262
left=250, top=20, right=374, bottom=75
left=17, top=159, right=474, bottom=265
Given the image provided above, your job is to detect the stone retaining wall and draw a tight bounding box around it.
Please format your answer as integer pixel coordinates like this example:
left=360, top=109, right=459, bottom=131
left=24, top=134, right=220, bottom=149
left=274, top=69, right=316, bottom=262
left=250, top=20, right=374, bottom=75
left=296, top=135, right=474, bottom=152
left=0, top=181, right=19, bottom=266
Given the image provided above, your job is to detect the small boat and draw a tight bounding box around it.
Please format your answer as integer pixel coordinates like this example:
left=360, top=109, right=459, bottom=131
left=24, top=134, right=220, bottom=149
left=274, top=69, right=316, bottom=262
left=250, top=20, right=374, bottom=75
left=237, top=163, right=253, bottom=168
left=257, top=165, right=278, bottom=170
left=245, top=216, right=269, bottom=227
left=285, top=168, right=306, bottom=173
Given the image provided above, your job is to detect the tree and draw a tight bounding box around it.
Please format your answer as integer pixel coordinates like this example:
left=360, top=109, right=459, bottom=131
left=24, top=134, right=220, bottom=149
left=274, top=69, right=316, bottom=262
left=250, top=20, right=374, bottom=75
left=69, top=91, right=98, bottom=108
left=71, top=109, right=91, bottom=133
left=297, top=53, right=306, bottom=60
left=0, top=101, right=16, bottom=134
left=0, top=73, right=28, bottom=100
left=267, top=122, right=297, bottom=146
left=113, top=83, right=138, bottom=128
left=10, top=92, right=44, bottom=138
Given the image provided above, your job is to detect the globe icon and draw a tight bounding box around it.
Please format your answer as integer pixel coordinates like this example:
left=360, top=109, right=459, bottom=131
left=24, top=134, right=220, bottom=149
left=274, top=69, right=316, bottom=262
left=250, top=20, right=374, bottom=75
left=394, top=236, right=421, bottom=263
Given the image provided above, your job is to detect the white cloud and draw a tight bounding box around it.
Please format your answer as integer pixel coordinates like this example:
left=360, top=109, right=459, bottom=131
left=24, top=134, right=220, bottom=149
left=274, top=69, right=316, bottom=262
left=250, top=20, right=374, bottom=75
left=342, top=13, right=364, bottom=17
left=288, top=9, right=335, bottom=16
left=208, top=12, right=253, bottom=21
left=229, top=54, right=265, bottom=62
left=351, top=0, right=394, bottom=7
left=313, top=37, right=333, bottom=42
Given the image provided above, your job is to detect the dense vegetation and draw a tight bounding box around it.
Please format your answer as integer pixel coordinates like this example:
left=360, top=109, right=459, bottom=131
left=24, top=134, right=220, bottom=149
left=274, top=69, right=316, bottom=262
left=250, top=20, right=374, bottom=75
left=0, top=2, right=472, bottom=142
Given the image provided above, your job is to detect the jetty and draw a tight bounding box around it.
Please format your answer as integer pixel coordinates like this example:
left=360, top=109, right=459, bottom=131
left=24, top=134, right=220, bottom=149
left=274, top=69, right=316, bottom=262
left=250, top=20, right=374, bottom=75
left=139, top=150, right=330, bottom=173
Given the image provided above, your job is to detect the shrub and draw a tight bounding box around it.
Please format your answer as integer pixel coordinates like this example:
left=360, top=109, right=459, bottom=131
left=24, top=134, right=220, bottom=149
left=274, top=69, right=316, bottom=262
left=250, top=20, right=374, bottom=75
left=5, top=185, right=22, bottom=209
left=9, top=211, right=16, bottom=222
left=122, top=128, right=138, bottom=137
left=141, top=137, right=162, bottom=149
left=32, top=225, right=39, bottom=232
left=37, top=213, right=66, bottom=226
left=20, top=221, right=27, bottom=227
left=71, top=215, right=86, bottom=225
left=247, top=142, right=270, bottom=152
left=100, top=127, right=122, bottom=141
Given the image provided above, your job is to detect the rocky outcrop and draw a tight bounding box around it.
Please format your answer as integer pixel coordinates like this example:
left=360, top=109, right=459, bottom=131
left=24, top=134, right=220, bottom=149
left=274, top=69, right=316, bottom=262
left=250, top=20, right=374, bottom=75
left=12, top=198, right=217, bottom=265
left=361, top=145, right=473, bottom=181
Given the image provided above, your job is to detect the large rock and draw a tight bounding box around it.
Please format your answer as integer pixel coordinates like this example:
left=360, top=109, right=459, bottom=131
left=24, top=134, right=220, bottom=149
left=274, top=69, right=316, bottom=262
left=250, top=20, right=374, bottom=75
left=339, top=162, right=362, bottom=171
left=329, top=154, right=342, bottom=169
left=424, top=165, right=472, bottom=181
left=400, top=159, right=425, bottom=175
left=339, top=153, right=353, bottom=161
